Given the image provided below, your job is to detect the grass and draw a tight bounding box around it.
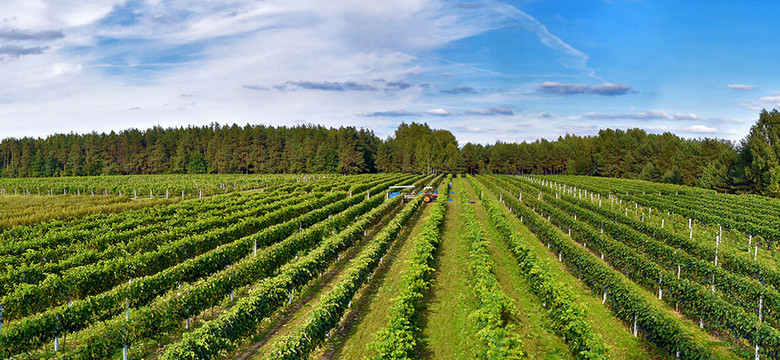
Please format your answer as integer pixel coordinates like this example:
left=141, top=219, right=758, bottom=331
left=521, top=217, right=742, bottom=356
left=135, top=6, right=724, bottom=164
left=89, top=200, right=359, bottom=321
left=461, top=179, right=571, bottom=359
left=0, top=195, right=173, bottom=230
left=572, top=188, right=780, bottom=273
left=469, top=178, right=654, bottom=359
left=418, top=177, right=479, bottom=360
left=495, top=175, right=743, bottom=360
left=329, top=202, right=435, bottom=359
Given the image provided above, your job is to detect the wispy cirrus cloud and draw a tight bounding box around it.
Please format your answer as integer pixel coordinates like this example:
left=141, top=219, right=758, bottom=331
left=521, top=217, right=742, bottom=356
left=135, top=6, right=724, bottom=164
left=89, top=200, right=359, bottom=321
left=539, top=82, right=635, bottom=96
left=727, top=84, right=755, bottom=90
left=480, top=0, right=592, bottom=73
left=740, top=95, right=780, bottom=110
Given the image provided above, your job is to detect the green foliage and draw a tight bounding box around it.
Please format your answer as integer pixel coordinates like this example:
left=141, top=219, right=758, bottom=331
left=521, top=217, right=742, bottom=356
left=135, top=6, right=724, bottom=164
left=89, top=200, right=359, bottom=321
left=456, top=183, right=524, bottom=359
left=262, top=176, right=445, bottom=360
left=158, top=177, right=434, bottom=360
left=366, top=176, right=449, bottom=359
left=469, top=177, right=608, bottom=359
left=742, top=109, right=780, bottom=196
left=481, top=175, right=712, bottom=359
left=0, top=174, right=418, bottom=358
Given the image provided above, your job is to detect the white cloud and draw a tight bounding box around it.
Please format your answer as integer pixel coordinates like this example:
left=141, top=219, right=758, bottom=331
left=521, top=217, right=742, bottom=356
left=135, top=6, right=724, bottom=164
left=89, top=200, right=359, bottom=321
left=727, top=84, right=755, bottom=90
left=683, top=125, right=718, bottom=133
left=758, top=96, right=780, bottom=103
left=425, top=108, right=451, bottom=115
left=583, top=110, right=712, bottom=122
left=741, top=95, right=780, bottom=111
left=0, top=0, right=501, bottom=139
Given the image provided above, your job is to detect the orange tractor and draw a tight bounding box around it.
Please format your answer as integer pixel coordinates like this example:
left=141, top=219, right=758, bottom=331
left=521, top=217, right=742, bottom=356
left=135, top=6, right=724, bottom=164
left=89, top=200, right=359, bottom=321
left=389, top=185, right=438, bottom=203
left=422, top=186, right=438, bottom=203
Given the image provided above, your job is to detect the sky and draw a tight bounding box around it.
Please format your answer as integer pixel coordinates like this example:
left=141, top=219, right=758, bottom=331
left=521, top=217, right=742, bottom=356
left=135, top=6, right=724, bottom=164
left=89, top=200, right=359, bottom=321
left=0, top=0, right=778, bottom=145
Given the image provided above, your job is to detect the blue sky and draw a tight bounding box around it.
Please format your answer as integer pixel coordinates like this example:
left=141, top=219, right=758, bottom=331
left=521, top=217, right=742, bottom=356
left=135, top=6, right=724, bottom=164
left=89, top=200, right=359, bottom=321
left=0, top=0, right=778, bottom=144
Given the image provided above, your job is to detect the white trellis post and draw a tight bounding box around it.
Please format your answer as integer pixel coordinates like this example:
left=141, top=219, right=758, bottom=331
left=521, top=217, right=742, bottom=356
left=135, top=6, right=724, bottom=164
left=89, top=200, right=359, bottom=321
left=714, top=236, right=720, bottom=268
left=55, top=315, right=60, bottom=352
left=757, top=294, right=763, bottom=360
left=124, top=279, right=131, bottom=360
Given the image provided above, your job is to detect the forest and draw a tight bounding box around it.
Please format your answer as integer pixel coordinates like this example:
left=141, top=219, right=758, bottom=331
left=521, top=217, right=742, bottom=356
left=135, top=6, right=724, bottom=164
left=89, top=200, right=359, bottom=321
left=1, top=109, right=779, bottom=196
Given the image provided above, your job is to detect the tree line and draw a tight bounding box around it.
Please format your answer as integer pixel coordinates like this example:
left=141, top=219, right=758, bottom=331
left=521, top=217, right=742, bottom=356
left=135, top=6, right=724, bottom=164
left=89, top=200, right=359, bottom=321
left=1, top=109, right=779, bottom=196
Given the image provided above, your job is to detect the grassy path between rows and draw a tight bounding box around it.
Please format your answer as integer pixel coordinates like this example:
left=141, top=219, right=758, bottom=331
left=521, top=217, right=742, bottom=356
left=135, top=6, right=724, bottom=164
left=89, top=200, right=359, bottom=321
left=230, top=200, right=413, bottom=359
left=462, top=179, right=572, bottom=359
left=492, top=175, right=743, bottom=360
left=324, top=202, right=434, bottom=359
left=419, top=177, right=478, bottom=359
left=468, top=178, right=654, bottom=360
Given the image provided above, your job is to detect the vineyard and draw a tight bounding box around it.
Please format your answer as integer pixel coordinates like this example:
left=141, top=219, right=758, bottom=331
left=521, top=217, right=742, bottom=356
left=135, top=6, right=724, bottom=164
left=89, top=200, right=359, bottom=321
left=0, top=173, right=778, bottom=359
